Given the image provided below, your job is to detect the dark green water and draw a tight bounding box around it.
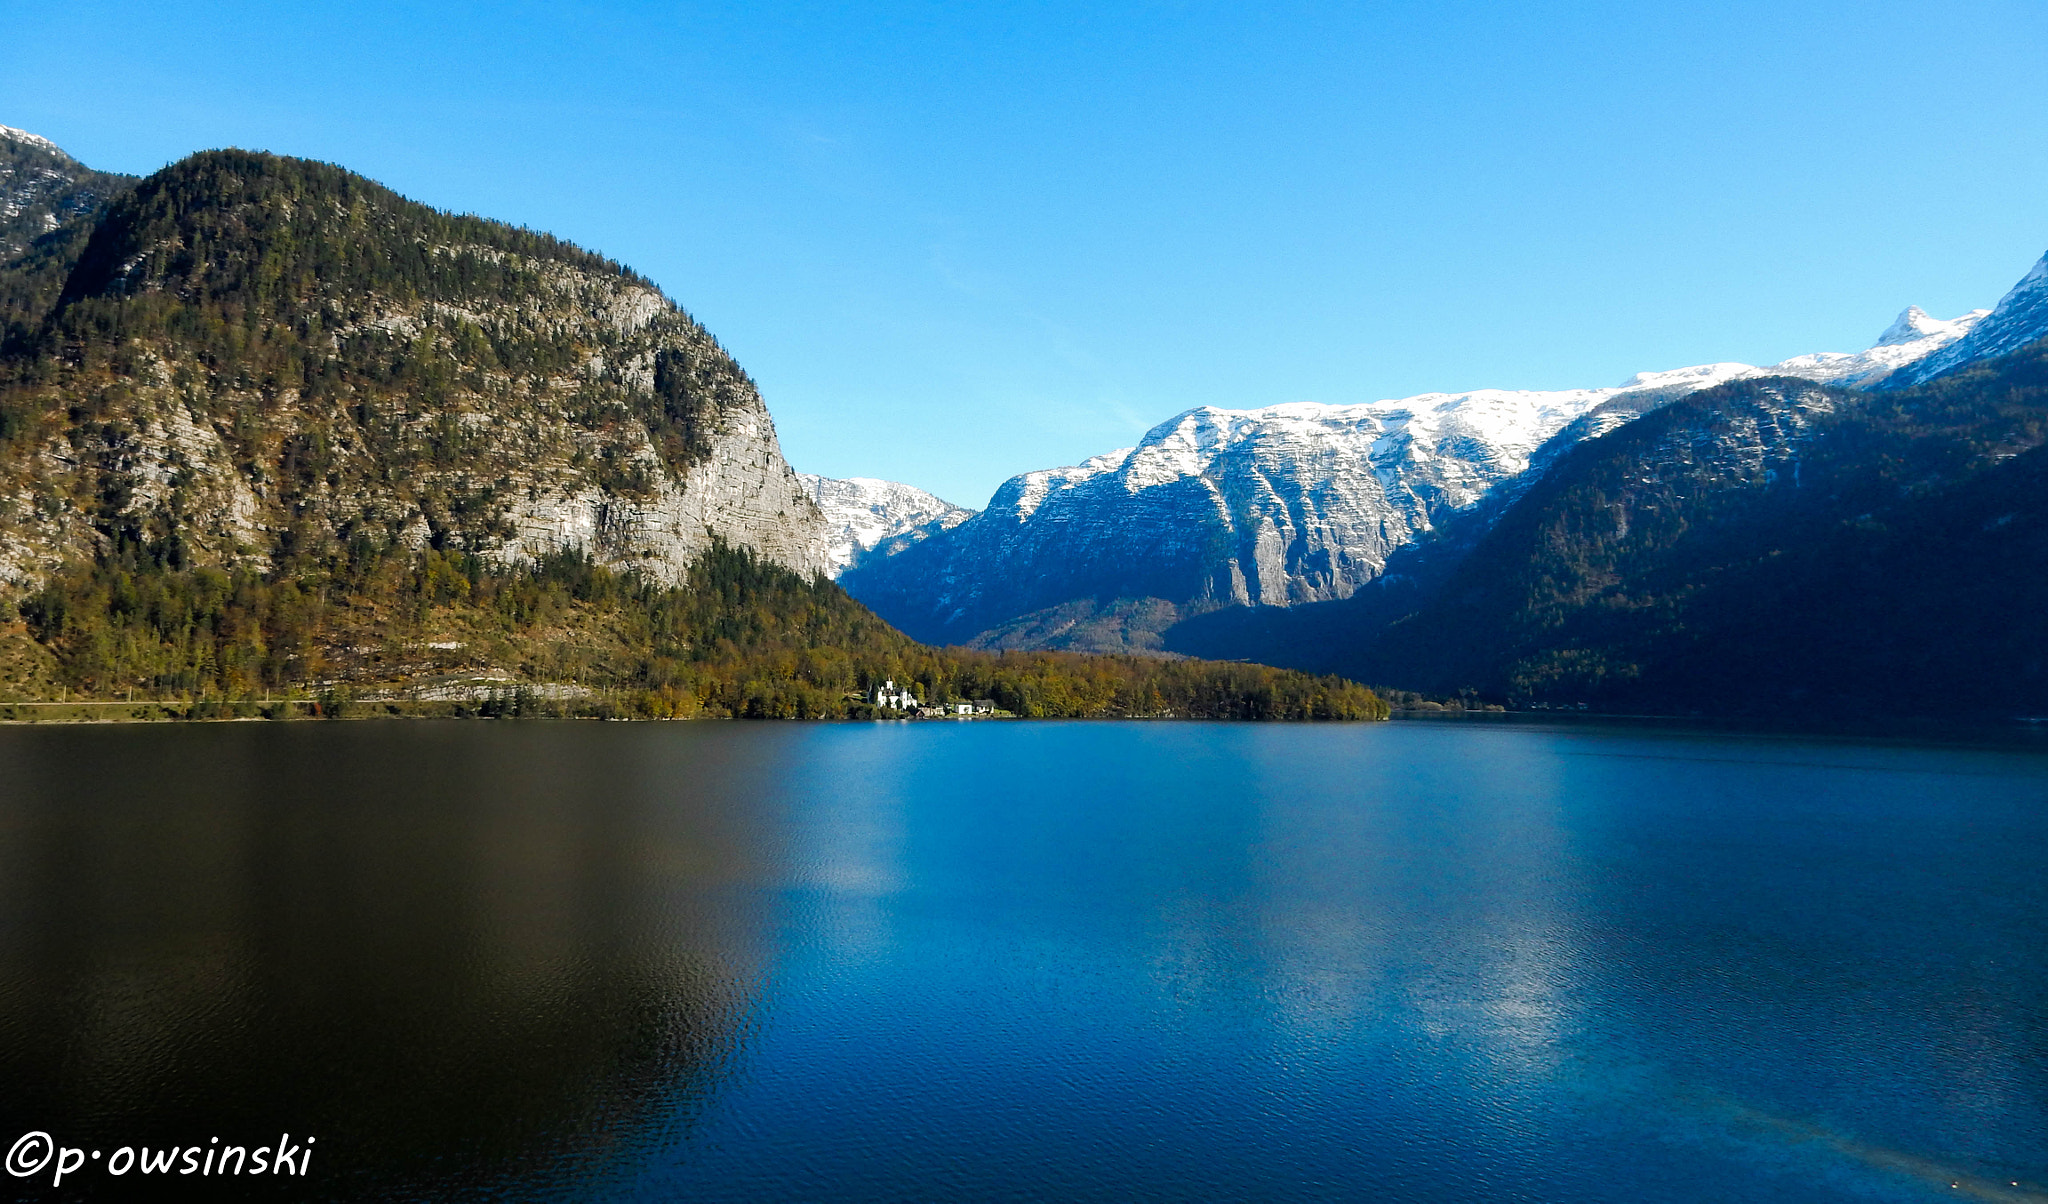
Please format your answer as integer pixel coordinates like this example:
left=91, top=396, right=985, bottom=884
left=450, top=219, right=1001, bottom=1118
left=0, top=720, right=2043, bottom=1201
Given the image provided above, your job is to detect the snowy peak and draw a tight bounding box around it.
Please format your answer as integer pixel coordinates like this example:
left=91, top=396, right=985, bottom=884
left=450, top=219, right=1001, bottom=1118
left=939, top=300, right=1994, bottom=620
left=1875, top=305, right=1975, bottom=347
left=0, top=125, right=67, bottom=158
left=1763, top=306, right=1986, bottom=388
left=1886, top=252, right=2048, bottom=388
left=983, top=306, right=1986, bottom=533
left=994, top=448, right=1134, bottom=521
left=838, top=249, right=2035, bottom=654
left=798, top=474, right=975, bottom=576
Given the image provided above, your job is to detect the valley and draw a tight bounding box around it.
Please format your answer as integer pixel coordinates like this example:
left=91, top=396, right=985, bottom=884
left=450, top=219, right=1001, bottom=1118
left=6, top=119, right=2046, bottom=722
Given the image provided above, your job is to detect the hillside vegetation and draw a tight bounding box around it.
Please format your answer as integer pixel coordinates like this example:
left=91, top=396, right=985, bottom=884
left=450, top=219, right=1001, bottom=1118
left=4, top=538, right=1386, bottom=719
left=0, top=142, right=1386, bottom=721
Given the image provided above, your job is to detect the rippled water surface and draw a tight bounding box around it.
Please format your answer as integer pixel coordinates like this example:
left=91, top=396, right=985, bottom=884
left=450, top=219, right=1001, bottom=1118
left=0, top=720, right=2044, bottom=1201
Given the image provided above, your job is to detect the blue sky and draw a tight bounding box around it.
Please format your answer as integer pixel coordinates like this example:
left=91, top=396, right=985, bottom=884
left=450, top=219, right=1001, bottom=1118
left=5, top=0, right=2046, bottom=506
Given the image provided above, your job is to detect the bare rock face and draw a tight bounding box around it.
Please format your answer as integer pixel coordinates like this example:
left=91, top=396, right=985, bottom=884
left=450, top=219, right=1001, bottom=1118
left=500, top=402, right=831, bottom=584
left=842, top=390, right=1629, bottom=649
left=0, top=145, right=828, bottom=592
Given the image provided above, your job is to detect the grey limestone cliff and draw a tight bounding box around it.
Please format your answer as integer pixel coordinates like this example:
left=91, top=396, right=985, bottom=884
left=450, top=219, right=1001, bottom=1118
left=0, top=141, right=829, bottom=594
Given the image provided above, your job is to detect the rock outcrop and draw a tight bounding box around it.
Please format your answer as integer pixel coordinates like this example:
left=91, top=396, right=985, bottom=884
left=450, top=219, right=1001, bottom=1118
left=0, top=142, right=828, bottom=593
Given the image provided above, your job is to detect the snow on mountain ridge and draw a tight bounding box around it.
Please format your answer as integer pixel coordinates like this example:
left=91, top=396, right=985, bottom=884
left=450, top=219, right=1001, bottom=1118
left=839, top=302, right=1990, bottom=651
left=1775, top=306, right=1990, bottom=387
left=1884, top=253, right=2048, bottom=388
left=1006, top=447, right=1135, bottom=520
left=0, top=125, right=139, bottom=264
left=987, top=305, right=1987, bottom=527
left=0, top=125, right=65, bottom=156
left=798, top=473, right=974, bottom=576
left=1876, top=305, right=1975, bottom=347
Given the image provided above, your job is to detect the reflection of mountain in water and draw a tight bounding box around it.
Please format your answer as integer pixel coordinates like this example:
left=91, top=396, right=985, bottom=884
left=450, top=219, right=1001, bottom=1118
left=0, top=724, right=787, bottom=1200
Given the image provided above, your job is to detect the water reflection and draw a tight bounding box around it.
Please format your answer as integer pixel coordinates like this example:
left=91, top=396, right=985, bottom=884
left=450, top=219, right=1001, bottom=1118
left=1, top=721, right=2044, bottom=1202
left=0, top=723, right=785, bottom=1200
left=647, top=722, right=2048, bottom=1202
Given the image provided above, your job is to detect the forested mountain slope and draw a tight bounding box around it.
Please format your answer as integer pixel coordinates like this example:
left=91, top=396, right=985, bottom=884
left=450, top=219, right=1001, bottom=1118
left=1, top=126, right=137, bottom=353
left=0, top=125, right=134, bottom=261
left=0, top=134, right=1384, bottom=720
left=1171, top=340, right=2048, bottom=717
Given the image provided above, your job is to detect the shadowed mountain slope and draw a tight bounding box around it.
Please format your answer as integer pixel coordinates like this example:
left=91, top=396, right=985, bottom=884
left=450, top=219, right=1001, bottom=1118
left=1, top=125, right=138, bottom=353
left=1170, top=339, right=2048, bottom=718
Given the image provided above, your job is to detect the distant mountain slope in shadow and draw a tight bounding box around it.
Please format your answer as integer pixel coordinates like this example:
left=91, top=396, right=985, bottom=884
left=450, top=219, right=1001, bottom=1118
left=1169, top=338, right=2048, bottom=718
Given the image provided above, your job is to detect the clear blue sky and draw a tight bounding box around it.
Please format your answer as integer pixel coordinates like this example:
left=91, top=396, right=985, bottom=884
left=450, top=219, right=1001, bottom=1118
left=6, top=0, right=2046, bottom=506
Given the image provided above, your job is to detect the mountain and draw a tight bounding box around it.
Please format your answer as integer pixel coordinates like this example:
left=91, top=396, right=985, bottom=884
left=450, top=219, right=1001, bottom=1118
left=1772, top=304, right=1990, bottom=387
left=1883, top=252, right=2048, bottom=388
left=1, top=126, right=137, bottom=352
left=842, top=307, right=1986, bottom=652
left=796, top=473, right=974, bottom=576
left=0, top=146, right=829, bottom=593
left=1170, top=337, right=2048, bottom=717
left=0, top=131, right=1385, bottom=721
left=0, top=125, right=135, bottom=260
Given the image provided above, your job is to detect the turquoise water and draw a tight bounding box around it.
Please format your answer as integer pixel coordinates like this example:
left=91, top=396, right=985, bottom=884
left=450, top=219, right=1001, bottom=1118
left=0, top=720, right=2042, bottom=1201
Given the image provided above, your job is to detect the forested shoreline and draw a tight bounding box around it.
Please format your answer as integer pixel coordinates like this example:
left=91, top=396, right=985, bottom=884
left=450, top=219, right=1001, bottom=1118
left=1, top=540, right=1389, bottom=721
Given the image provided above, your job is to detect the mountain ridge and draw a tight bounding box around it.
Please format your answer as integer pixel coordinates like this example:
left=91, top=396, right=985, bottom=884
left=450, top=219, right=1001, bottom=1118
left=840, top=298, right=1991, bottom=652
left=797, top=473, right=973, bottom=577
left=1883, top=252, right=2048, bottom=388
left=1170, top=337, right=2048, bottom=716
left=0, top=124, right=136, bottom=262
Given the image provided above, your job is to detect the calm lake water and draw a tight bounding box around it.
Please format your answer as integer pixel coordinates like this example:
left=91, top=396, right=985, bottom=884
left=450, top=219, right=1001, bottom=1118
left=0, top=719, right=2043, bottom=1202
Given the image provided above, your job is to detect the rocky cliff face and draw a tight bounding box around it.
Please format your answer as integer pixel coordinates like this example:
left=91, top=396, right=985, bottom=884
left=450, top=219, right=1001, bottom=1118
left=796, top=474, right=973, bottom=576
left=0, top=144, right=829, bottom=594
left=842, top=306, right=1988, bottom=650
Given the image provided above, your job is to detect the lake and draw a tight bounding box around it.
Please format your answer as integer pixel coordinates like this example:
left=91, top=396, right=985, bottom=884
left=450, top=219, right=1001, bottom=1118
left=0, top=719, right=2042, bottom=1201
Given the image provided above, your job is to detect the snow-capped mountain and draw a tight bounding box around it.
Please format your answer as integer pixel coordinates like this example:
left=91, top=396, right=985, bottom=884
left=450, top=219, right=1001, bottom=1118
left=797, top=474, right=975, bottom=577
left=1771, top=305, right=1990, bottom=388
left=1882, top=252, right=2048, bottom=389
left=841, top=304, right=1992, bottom=651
